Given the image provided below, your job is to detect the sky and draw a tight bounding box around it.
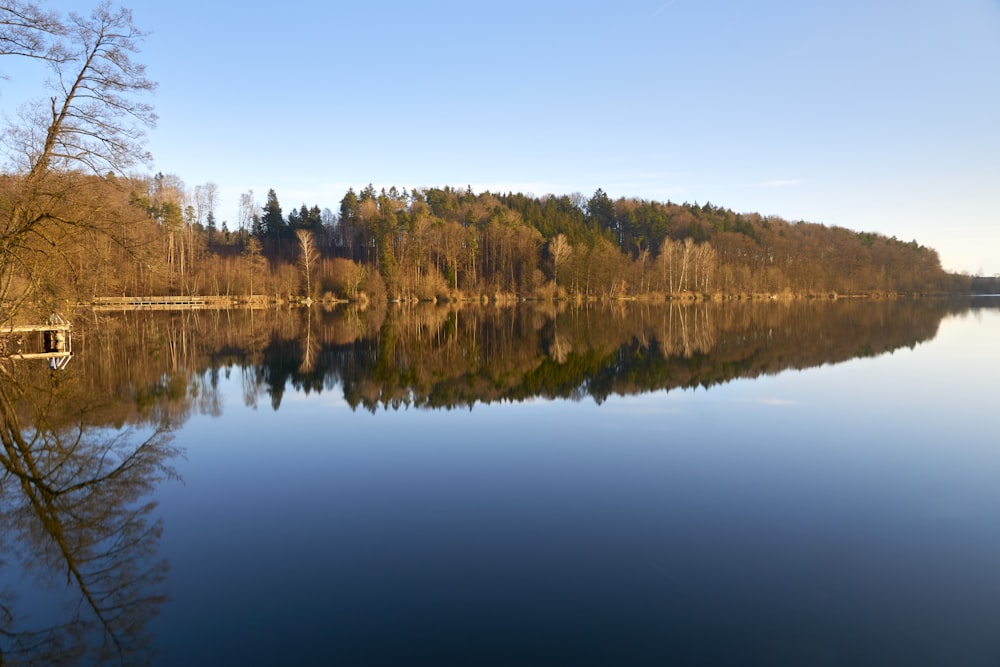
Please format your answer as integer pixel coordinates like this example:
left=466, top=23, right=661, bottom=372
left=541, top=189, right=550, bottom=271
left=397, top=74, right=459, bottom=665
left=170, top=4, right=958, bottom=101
left=3, top=0, right=999, bottom=275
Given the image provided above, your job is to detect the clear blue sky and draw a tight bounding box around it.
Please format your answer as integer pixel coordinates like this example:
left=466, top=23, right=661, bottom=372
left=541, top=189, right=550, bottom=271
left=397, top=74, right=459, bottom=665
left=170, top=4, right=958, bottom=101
left=8, top=0, right=1000, bottom=275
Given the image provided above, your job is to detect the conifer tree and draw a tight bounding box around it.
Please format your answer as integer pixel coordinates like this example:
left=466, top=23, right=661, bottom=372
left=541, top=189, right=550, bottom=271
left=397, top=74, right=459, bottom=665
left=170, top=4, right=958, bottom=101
left=260, top=188, right=284, bottom=243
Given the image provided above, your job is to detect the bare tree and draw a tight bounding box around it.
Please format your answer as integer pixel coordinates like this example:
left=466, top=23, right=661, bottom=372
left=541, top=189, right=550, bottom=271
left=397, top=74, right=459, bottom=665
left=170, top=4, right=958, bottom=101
left=5, top=1, right=156, bottom=180
left=0, top=1, right=63, bottom=62
left=694, top=242, right=718, bottom=293
left=296, top=228, right=317, bottom=300
left=659, top=237, right=678, bottom=295
left=678, top=237, right=695, bottom=293
left=203, top=181, right=219, bottom=222
left=243, top=235, right=263, bottom=299
left=549, top=233, right=571, bottom=291
left=237, top=189, right=255, bottom=246
left=191, top=182, right=218, bottom=228
left=193, top=184, right=206, bottom=226
left=0, top=2, right=155, bottom=322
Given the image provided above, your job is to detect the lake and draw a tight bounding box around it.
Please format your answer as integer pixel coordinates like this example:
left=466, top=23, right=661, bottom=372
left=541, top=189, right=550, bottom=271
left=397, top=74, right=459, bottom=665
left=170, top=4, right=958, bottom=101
left=2, top=297, right=999, bottom=666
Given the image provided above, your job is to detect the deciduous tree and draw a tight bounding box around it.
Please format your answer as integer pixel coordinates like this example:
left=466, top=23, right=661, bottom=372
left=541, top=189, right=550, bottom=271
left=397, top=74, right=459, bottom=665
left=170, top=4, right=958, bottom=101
left=237, top=189, right=255, bottom=246
left=296, top=228, right=317, bottom=300
left=0, top=1, right=62, bottom=62
left=6, top=1, right=156, bottom=180
left=549, top=233, right=571, bottom=289
left=1, top=1, right=155, bottom=321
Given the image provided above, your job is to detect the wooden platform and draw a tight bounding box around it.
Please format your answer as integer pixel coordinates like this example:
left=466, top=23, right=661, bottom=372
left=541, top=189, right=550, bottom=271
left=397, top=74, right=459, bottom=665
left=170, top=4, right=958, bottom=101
left=89, top=296, right=268, bottom=310
left=2, top=315, right=72, bottom=368
left=4, top=313, right=72, bottom=334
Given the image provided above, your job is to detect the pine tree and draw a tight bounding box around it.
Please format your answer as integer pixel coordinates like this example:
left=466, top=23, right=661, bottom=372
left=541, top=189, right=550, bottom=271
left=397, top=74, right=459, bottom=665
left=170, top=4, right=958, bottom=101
left=339, top=188, right=360, bottom=259
left=206, top=211, right=217, bottom=246
left=260, top=189, right=285, bottom=243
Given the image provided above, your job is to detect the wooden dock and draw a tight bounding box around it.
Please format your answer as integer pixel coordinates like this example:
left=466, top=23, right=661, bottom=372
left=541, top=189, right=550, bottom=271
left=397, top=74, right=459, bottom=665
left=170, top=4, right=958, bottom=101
left=2, top=315, right=73, bottom=368
left=5, top=323, right=72, bottom=334
left=89, top=296, right=268, bottom=310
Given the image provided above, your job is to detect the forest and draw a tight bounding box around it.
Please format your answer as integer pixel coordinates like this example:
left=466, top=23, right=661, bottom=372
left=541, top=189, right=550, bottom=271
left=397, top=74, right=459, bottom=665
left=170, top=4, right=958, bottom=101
left=0, top=1, right=981, bottom=327
left=1, top=172, right=974, bottom=323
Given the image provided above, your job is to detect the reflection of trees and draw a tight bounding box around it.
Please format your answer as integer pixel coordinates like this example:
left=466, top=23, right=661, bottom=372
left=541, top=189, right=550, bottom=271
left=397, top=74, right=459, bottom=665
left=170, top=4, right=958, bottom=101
left=328, top=299, right=958, bottom=410
left=68, top=298, right=988, bottom=415
left=0, top=360, right=179, bottom=666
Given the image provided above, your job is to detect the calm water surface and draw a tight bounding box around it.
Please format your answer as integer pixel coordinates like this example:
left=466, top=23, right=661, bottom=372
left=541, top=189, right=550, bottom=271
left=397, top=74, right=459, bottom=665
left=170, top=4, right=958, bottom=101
left=2, top=299, right=999, bottom=665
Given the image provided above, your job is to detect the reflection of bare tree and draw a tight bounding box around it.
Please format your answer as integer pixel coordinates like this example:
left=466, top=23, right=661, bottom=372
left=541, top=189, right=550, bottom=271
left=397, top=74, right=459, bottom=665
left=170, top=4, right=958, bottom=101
left=656, top=302, right=717, bottom=358
left=298, top=307, right=318, bottom=375
left=548, top=333, right=572, bottom=364
left=0, top=362, right=179, bottom=666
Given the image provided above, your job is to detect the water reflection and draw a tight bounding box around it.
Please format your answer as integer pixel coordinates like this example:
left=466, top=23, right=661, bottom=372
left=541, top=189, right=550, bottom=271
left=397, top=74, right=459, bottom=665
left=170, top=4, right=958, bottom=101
left=0, top=358, right=179, bottom=666
left=1, top=298, right=996, bottom=664
left=64, top=298, right=977, bottom=413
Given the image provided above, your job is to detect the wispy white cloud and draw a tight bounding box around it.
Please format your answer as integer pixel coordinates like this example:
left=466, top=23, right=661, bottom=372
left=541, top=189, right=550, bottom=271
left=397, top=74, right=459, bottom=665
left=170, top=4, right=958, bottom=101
left=651, top=0, right=678, bottom=18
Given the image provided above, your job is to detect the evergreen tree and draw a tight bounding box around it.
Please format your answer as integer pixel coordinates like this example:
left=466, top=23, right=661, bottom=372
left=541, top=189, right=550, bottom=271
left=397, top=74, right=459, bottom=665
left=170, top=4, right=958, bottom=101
left=586, top=189, right=614, bottom=230
left=260, top=189, right=285, bottom=242
left=339, top=188, right=359, bottom=222
left=287, top=206, right=301, bottom=229
left=339, top=188, right=360, bottom=259
left=206, top=210, right=217, bottom=245
left=307, top=205, right=323, bottom=231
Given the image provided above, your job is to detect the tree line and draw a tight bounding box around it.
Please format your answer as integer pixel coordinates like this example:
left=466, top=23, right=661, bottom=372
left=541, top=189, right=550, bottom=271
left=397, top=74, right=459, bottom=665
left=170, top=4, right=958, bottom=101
left=4, top=173, right=971, bottom=320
